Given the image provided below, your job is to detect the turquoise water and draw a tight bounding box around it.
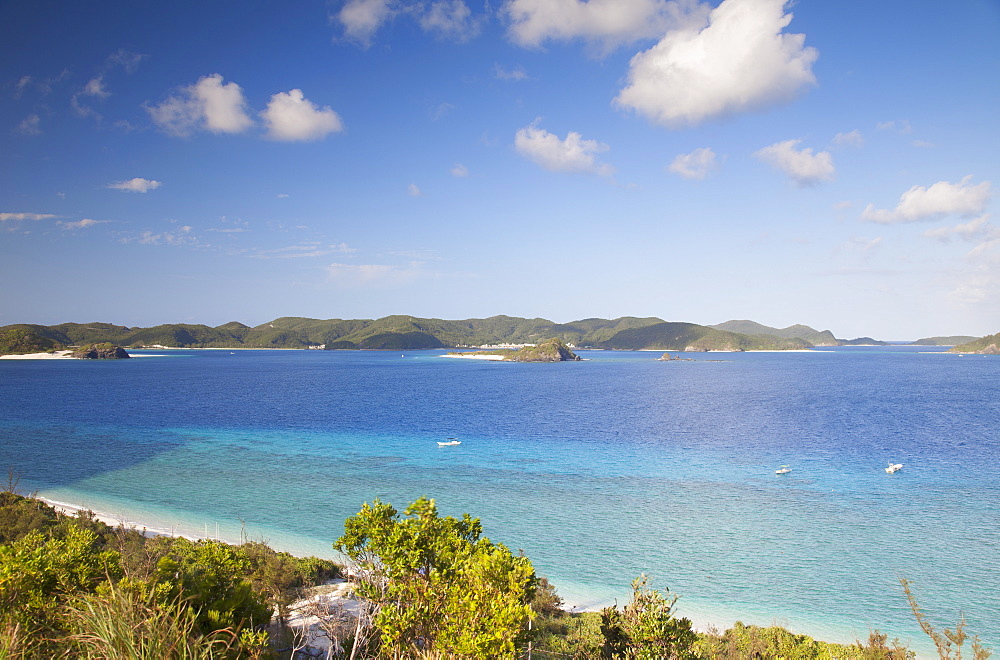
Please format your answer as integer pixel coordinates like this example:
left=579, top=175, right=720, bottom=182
left=1, top=347, right=997, bottom=653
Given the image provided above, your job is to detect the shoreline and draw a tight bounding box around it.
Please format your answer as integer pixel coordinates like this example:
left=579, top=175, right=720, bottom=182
left=29, top=495, right=900, bottom=652
left=0, top=350, right=75, bottom=360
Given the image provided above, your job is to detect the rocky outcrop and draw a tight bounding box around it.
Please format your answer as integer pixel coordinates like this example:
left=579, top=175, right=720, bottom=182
left=71, top=343, right=131, bottom=359
left=506, top=339, right=581, bottom=362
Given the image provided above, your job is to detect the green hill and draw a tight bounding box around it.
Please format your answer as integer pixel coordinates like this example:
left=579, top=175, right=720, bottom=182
left=711, top=320, right=841, bottom=346
left=600, top=322, right=809, bottom=351
left=949, top=332, right=1000, bottom=354
left=1, top=315, right=837, bottom=352
left=911, top=335, right=977, bottom=346
left=0, top=326, right=64, bottom=355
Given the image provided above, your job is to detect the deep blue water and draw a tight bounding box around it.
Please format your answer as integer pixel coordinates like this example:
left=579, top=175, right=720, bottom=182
left=1, top=347, right=997, bottom=653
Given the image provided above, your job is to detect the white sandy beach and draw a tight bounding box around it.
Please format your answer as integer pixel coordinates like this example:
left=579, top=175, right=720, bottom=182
left=0, top=350, right=76, bottom=360
left=439, top=353, right=508, bottom=361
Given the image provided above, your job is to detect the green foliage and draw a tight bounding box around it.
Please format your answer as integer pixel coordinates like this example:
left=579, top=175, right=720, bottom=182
left=949, top=332, right=1000, bottom=354
left=0, top=326, right=62, bottom=355
left=694, top=622, right=903, bottom=659
left=336, top=497, right=536, bottom=658
left=508, top=338, right=581, bottom=362
left=599, top=575, right=697, bottom=659
left=239, top=540, right=340, bottom=619
left=66, top=583, right=240, bottom=659
left=0, top=525, right=119, bottom=640
left=150, top=538, right=273, bottom=635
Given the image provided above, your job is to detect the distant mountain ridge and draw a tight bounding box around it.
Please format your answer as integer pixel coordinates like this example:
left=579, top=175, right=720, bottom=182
left=3, top=316, right=991, bottom=354
left=2, top=316, right=818, bottom=353
left=710, top=320, right=841, bottom=346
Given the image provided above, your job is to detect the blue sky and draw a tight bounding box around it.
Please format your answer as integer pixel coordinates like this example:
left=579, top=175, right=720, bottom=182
left=2, top=0, right=998, bottom=340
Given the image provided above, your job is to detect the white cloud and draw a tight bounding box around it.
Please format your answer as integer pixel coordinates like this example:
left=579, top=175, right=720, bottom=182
left=107, top=177, right=162, bottom=193
left=276, top=193, right=289, bottom=199
left=862, top=176, right=992, bottom=224
left=83, top=76, right=109, bottom=99
left=753, top=139, right=834, bottom=186
left=16, top=114, right=41, bottom=136
left=408, top=183, right=424, bottom=196
left=262, top=89, right=343, bottom=141
left=251, top=242, right=355, bottom=259
left=667, top=147, right=716, bottom=179
left=833, top=129, right=863, bottom=148
left=504, top=0, right=706, bottom=50
left=514, top=121, right=613, bottom=176
left=58, top=218, right=107, bottom=230
left=615, top=0, right=817, bottom=128
left=337, top=0, right=396, bottom=46
left=923, top=215, right=1000, bottom=257
left=494, top=64, right=528, bottom=81
left=420, top=0, right=481, bottom=41
left=0, top=212, right=57, bottom=222
left=451, top=163, right=469, bottom=177
left=147, top=74, right=253, bottom=137
left=337, top=0, right=481, bottom=45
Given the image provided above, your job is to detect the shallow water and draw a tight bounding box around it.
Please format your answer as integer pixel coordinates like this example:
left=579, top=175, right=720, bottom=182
left=1, top=346, right=997, bottom=653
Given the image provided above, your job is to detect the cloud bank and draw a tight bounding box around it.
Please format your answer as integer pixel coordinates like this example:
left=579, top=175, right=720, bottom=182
left=615, top=0, right=817, bottom=127
left=862, top=176, right=992, bottom=224
left=504, top=0, right=707, bottom=51
left=336, top=0, right=480, bottom=45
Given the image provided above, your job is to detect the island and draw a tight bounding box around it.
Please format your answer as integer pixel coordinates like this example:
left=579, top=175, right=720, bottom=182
left=949, top=332, right=1000, bottom=354
left=446, top=338, right=582, bottom=362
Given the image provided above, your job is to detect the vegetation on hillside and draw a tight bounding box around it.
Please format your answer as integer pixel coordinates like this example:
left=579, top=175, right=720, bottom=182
left=3, top=315, right=851, bottom=353
left=910, top=336, right=977, bottom=346
left=949, top=332, right=1000, bottom=354
left=2, top=483, right=991, bottom=659
left=711, top=320, right=842, bottom=346
left=0, top=483, right=339, bottom=659
left=0, top=326, right=63, bottom=355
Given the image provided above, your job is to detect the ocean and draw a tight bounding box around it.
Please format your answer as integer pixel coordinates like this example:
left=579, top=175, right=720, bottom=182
left=1, top=346, right=997, bottom=653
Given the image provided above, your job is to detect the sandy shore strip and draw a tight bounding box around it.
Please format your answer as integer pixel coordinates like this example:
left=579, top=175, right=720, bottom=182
left=439, top=353, right=507, bottom=361
left=38, top=497, right=213, bottom=541
left=0, top=350, right=76, bottom=360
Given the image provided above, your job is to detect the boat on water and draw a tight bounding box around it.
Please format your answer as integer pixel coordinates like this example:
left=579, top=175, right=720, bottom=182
left=437, top=439, right=461, bottom=447
left=886, top=462, right=903, bottom=474
left=775, top=465, right=792, bottom=475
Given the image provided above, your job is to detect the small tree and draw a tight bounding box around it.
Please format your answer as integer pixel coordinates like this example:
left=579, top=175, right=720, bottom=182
left=901, top=578, right=991, bottom=660
left=335, top=497, right=536, bottom=658
left=600, top=575, right=697, bottom=660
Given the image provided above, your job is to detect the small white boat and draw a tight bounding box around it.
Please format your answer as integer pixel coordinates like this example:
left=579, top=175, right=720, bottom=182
left=437, top=439, right=461, bottom=447
left=775, top=465, right=792, bottom=475
left=885, top=462, right=903, bottom=474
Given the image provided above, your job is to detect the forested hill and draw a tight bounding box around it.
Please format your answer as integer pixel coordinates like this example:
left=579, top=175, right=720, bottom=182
left=711, top=320, right=841, bottom=346
left=3, top=315, right=826, bottom=352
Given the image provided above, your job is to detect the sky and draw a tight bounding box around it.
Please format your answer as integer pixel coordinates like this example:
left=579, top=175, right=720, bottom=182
left=2, top=0, right=998, bottom=340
